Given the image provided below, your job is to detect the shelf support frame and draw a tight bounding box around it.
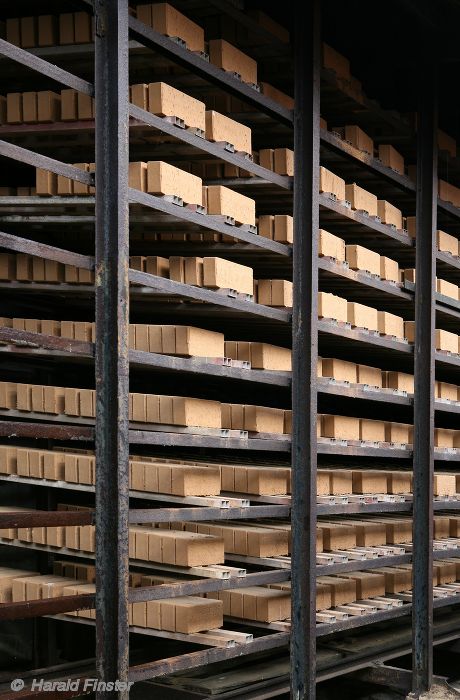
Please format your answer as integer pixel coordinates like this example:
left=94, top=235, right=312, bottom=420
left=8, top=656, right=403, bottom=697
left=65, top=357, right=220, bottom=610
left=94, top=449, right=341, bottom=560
left=291, top=0, right=321, bottom=697
left=412, top=41, right=438, bottom=698
left=94, top=1, right=130, bottom=698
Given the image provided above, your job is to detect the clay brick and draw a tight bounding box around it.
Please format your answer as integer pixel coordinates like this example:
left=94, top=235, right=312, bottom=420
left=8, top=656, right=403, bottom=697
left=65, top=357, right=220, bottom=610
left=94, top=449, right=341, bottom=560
left=437, top=230, right=459, bottom=256
left=347, top=302, right=378, bottom=331
left=359, top=419, right=386, bottom=443
left=147, top=161, right=202, bottom=205
left=147, top=82, right=206, bottom=132
left=377, top=200, right=403, bottom=229
left=205, top=184, right=256, bottom=227
left=321, top=358, right=357, bottom=383
left=318, top=292, right=348, bottom=322
left=344, top=125, right=373, bottom=154
left=346, top=244, right=380, bottom=276
left=379, top=566, right=412, bottom=593
left=38, top=16, right=57, bottom=47
left=322, top=43, right=350, bottom=80
left=209, top=39, right=257, bottom=84
left=321, top=414, right=360, bottom=441
left=319, top=229, right=346, bottom=261
left=317, top=575, right=356, bottom=605
left=205, top=110, right=251, bottom=154
left=380, top=256, right=400, bottom=283
left=438, top=129, right=457, bottom=158
left=259, top=82, right=294, bottom=109
left=352, top=470, right=388, bottom=494
left=377, top=311, right=404, bottom=338
left=339, top=571, right=385, bottom=599
left=436, top=278, right=459, bottom=300
left=258, top=215, right=293, bottom=244
left=378, top=145, right=405, bottom=174
left=319, top=166, right=346, bottom=200
left=384, top=422, right=412, bottom=445
left=434, top=474, right=456, bottom=496
left=203, top=257, right=253, bottom=295
left=345, top=183, right=378, bottom=216
left=383, top=371, right=414, bottom=394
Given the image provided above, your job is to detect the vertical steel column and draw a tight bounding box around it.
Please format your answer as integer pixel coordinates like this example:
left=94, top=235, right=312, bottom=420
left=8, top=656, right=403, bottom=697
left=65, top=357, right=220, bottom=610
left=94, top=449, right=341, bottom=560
left=94, top=1, right=130, bottom=697
left=412, top=48, right=437, bottom=697
left=291, top=0, right=320, bottom=698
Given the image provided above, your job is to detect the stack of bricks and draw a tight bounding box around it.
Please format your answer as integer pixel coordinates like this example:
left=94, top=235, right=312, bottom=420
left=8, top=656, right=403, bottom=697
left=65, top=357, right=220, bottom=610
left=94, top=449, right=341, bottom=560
left=5, top=12, right=93, bottom=48
left=4, top=444, right=459, bottom=498
left=0, top=316, right=293, bottom=369
left=0, top=252, right=294, bottom=308
left=6, top=567, right=224, bottom=634
left=4, top=559, right=460, bottom=626
left=0, top=508, right=225, bottom=568
left=0, top=381, right=293, bottom=434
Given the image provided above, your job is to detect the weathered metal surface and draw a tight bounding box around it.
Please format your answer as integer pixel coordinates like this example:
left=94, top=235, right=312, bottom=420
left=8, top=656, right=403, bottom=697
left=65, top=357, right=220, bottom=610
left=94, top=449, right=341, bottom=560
left=94, top=0, right=130, bottom=697
left=290, top=0, right=320, bottom=698
left=128, top=16, right=292, bottom=125
left=0, top=595, right=95, bottom=621
left=412, top=46, right=437, bottom=698
left=0, top=230, right=94, bottom=268
left=0, top=141, right=94, bottom=184
left=0, top=38, right=94, bottom=94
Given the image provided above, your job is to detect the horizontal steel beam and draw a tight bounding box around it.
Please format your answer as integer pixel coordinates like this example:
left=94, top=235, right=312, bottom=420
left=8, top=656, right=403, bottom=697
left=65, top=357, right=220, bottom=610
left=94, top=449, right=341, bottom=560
left=0, top=38, right=94, bottom=95
left=0, top=421, right=94, bottom=440
left=0, top=510, right=94, bottom=528
left=0, top=141, right=94, bottom=184
left=0, top=230, right=94, bottom=268
left=128, top=188, right=291, bottom=255
left=0, top=231, right=289, bottom=322
left=0, top=571, right=289, bottom=621
left=128, top=505, right=290, bottom=523
left=0, top=594, right=95, bottom=621
left=319, top=193, right=413, bottom=248
left=0, top=327, right=93, bottom=355
left=128, top=429, right=291, bottom=451
left=128, top=569, right=290, bottom=603
left=128, top=268, right=290, bottom=321
left=128, top=631, right=290, bottom=682
left=0, top=329, right=290, bottom=388
left=129, top=104, right=291, bottom=188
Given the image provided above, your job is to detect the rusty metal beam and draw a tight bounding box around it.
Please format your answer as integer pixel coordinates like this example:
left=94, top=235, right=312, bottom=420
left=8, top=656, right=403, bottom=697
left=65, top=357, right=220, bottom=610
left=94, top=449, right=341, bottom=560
left=93, top=1, right=130, bottom=697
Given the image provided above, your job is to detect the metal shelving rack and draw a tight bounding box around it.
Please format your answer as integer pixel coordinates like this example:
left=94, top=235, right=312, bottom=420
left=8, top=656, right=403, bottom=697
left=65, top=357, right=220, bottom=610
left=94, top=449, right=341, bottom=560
left=0, top=1, right=460, bottom=699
